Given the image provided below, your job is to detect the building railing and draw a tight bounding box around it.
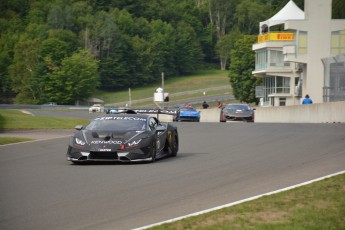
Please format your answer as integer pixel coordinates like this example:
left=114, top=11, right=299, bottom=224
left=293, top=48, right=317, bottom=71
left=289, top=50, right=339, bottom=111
left=323, top=87, right=345, bottom=102
left=255, top=62, right=290, bottom=71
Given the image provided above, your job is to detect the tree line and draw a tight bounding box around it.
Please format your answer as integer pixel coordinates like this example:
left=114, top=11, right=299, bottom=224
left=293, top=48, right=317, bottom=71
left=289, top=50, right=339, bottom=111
left=1, top=0, right=342, bottom=105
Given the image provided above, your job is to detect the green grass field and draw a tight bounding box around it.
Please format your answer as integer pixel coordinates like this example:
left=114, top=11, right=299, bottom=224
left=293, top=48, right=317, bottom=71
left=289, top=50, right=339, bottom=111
left=93, top=70, right=231, bottom=105
left=149, top=173, right=345, bottom=230
left=0, top=109, right=90, bottom=145
left=0, top=110, right=89, bottom=130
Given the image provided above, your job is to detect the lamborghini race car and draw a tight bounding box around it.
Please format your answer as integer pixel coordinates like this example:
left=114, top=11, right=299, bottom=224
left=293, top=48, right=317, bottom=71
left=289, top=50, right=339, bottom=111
left=220, top=104, right=255, bottom=122
left=67, top=109, right=179, bottom=163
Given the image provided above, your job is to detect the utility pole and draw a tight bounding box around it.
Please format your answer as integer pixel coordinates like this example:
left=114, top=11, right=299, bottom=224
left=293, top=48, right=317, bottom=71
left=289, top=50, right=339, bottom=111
left=128, top=88, right=131, bottom=106
left=162, top=72, right=164, bottom=109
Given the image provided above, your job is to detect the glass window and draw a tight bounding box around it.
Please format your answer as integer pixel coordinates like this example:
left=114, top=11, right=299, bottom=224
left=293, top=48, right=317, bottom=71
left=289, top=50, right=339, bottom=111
left=86, top=118, right=147, bottom=131
left=149, top=118, right=158, bottom=131
left=298, top=31, right=308, bottom=54
left=279, top=98, right=286, bottom=106
left=331, top=30, right=345, bottom=54
left=262, top=76, right=291, bottom=105
left=255, top=49, right=268, bottom=70
left=270, top=50, right=284, bottom=67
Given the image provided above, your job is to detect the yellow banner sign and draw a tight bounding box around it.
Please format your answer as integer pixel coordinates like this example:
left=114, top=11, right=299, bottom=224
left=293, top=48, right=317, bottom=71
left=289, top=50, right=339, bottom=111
left=258, top=32, right=295, bottom=43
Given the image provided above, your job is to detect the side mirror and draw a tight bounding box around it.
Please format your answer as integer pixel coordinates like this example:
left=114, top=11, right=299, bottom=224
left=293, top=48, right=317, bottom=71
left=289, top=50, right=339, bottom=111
left=75, top=125, right=83, bottom=130
left=156, top=125, right=166, bottom=132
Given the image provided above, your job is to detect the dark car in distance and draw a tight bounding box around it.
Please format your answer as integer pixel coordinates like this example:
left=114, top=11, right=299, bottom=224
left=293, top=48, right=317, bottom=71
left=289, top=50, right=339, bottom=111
left=67, top=109, right=179, bottom=163
left=220, top=104, right=255, bottom=122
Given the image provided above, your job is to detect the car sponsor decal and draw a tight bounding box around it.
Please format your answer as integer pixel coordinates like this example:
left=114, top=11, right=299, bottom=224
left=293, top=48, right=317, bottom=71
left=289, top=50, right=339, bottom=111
left=128, top=139, right=142, bottom=147
left=91, top=140, right=122, bottom=145
left=125, top=131, right=144, bottom=144
left=94, top=116, right=147, bottom=121
left=133, top=109, right=177, bottom=115
left=98, top=149, right=112, bottom=152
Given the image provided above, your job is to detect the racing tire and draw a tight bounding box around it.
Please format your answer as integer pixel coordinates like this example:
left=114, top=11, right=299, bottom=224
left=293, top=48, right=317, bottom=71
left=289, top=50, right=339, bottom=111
left=164, top=131, right=178, bottom=157
left=71, top=161, right=87, bottom=165
left=220, top=111, right=226, bottom=122
left=150, top=140, right=157, bottom=162
left=170, top=132, right=179, bottom=157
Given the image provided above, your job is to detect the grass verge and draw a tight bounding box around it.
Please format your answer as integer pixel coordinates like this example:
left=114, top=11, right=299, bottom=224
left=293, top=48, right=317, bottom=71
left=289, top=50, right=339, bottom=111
left=148, top=173, right=345, bottom=230
left=0, top=137, right=33, bottom=145
left=0, top=110, right=89, bottom=130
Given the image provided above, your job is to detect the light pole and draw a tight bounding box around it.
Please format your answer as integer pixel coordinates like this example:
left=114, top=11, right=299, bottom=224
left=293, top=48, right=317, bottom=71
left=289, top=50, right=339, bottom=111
left=162, top=72, right=164, bottom=109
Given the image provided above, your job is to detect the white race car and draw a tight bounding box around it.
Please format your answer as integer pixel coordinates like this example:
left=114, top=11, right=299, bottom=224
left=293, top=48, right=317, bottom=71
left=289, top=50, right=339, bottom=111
left=89, top=104, right=104, bottom=113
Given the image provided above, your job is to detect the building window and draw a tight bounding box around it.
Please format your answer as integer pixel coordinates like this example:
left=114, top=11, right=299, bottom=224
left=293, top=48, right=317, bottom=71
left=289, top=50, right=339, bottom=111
left=255, top=49, right=268, bottom=70
left=262, top=76, right=291, bottom=105
left=298, top=31, right=308, bottom=54
left=270, top=50, right=285, bottom=67
left=279, top=98, right=286, bottom=106
left=256, top=50, right=290, bottom=70
left=331, top=30, right=345, bottom=54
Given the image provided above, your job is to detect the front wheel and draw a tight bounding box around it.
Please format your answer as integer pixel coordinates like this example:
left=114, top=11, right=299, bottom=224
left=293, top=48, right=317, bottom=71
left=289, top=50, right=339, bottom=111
left=170, top=132, right=179, bottom=157
left=220, top=111, right=226, bottom=122
left=150, top=141, right=157, bottom=162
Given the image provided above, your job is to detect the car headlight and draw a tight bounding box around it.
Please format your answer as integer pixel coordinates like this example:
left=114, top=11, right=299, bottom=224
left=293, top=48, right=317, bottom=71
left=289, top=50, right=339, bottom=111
left=75, top=137, right=86, bottom=146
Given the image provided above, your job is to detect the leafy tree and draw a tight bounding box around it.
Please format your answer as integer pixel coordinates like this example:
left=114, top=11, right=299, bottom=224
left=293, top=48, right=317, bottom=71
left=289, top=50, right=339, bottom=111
left=333, top=0, right=345, bottom=19
left=206, top=0, right=241, bottom=69
left=0, top=49, right=13, bottom=103
left=215, top=29, right=241, bottom=70
left=148, top=19, right=176, bottom=78
left=9, top=33, right=43, bottom=104
left=3, top=0, right=314, bottom=104
left=229, top=35, right=260, bottom=104
left=234, top=0, right=267, bottom=35
left=174, top=21, right=203, bottom=74
left=45, top=50, right=99, bottom=105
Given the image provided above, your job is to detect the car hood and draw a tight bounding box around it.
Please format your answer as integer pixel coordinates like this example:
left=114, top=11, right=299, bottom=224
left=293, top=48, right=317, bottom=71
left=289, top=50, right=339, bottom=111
left=224, top=108, right=253, bottom=115
left=180, top=111, right=200, bottom=116
left=74, top=130, right=150, bottom=151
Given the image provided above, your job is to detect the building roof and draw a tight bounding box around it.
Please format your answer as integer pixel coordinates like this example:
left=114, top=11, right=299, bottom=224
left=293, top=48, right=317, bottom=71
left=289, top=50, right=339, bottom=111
left=260, top=0, right=304, bottom=33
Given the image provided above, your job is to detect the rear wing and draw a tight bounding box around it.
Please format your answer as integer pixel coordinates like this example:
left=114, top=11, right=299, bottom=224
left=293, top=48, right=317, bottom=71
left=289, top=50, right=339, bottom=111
left=106, top=107, right=179, bottom=116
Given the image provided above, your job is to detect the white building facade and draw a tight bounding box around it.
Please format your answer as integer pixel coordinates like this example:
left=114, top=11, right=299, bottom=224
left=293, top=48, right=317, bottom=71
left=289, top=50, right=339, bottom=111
left=252, top=0, right=345, bottom=107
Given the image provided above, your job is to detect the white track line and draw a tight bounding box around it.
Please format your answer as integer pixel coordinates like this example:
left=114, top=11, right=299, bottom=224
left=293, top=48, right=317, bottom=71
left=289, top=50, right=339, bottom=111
left=133, top=170, right=345, bottom=230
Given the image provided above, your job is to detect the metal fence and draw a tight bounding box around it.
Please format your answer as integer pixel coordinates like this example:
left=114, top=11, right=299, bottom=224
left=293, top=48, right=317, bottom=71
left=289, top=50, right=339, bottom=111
left=322, top=54, right=345, bottom=102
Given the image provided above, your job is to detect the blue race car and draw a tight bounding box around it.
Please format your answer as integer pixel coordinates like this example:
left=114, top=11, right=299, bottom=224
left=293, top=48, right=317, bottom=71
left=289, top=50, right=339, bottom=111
left=175, top=106, right=200, bottom=122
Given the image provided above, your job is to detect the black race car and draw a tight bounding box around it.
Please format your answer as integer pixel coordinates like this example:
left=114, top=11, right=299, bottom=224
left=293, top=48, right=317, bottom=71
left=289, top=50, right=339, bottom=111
left=67, top=109, right=179, bottom=163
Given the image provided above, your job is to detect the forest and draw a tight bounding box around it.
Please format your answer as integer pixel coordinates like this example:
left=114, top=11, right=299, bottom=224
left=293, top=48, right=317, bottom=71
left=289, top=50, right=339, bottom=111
left=0, top=0, right=343, bottom=104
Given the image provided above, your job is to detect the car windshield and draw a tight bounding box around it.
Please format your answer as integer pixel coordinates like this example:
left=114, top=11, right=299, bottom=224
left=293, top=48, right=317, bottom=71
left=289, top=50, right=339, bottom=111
left=226, top=104, right=250, bottom=110
left=85, top=118, right=146, bottom=131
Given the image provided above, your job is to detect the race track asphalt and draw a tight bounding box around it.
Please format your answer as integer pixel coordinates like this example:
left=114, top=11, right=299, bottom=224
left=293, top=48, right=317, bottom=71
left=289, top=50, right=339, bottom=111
left=1, top=122, right=345, bottom=230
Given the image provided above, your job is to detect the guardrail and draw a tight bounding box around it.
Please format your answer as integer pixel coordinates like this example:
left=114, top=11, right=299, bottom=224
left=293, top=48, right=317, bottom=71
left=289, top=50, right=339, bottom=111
left=254, top=101, right=345, bottom=123
left=2, top=101, right=344, bottom=123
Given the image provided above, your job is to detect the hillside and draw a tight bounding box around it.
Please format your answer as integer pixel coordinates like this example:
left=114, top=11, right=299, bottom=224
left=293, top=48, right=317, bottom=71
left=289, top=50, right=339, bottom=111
left=93, top=70, right=234, bottom=107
